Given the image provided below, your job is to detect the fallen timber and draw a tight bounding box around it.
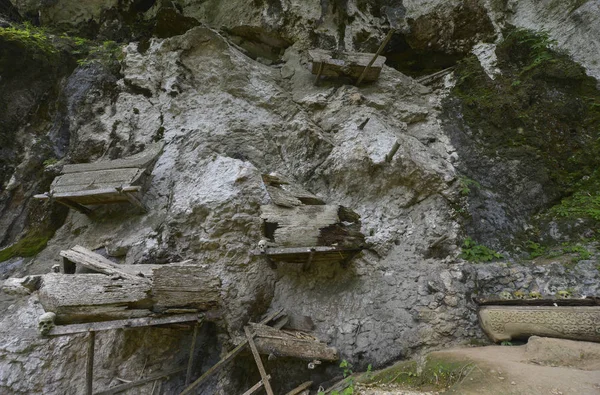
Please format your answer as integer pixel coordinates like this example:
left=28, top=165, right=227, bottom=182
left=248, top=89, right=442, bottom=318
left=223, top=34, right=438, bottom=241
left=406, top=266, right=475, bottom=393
left=309, top=49, right=386, bottom=82
left=34, top=142, right=164, bottom=215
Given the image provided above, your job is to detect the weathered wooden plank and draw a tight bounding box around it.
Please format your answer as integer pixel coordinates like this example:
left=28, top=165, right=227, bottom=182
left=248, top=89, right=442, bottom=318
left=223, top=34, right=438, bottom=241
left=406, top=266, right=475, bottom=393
left=254, top=246, right=362, bottom=265
left=56, top=198, right=96, bottom=216
left=60, top=246, right=150, bottom=283
left=261, top=174, right=324, bottom=207
left=285, top=381, right=313, bottom=395
left=241, top=375, right=272, bottom=395
left=94, top=368, right=185, bottom=395
left=152, top=264, right=221, bottom=312
left=186, top=320, right=201, bottom=385
left=62, top=142, right=164, bottom=174
left=39, top=274, right=152, bottom=324
left=250, top=324, right=338, bottom=361
left=49, top=314, right=201, bottom=336
left=87, top=331, right=95, bottom=395
left=245, top=326, right=275, bottom=395
left=52, top=168, right=143, bottom=189
left=179, top=309, right=284, bottom=395
left=308, top=49, right=386, bottom=82
left=35, top=186, right=142, bottom=200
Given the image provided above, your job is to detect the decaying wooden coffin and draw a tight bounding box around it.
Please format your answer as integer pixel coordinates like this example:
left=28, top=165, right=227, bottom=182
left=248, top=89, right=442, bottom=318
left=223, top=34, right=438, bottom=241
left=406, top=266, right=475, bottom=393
left=309, top=49, right=386, bottom=82
left=34, top=142, right=164, bottom=215
left=249, top=323, right=338, bottom=361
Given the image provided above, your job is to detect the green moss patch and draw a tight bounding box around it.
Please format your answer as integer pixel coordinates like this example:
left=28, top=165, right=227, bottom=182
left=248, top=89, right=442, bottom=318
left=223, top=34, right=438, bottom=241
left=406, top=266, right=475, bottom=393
left=0, top=230, right=53, bottom=263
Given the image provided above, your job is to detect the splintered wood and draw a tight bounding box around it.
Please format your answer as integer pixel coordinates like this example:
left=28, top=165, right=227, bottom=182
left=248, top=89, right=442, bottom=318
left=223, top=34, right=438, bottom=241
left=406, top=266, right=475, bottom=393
left=261, top=174, right=325, bottom=207
left=60, top=245, right=149, bottom=282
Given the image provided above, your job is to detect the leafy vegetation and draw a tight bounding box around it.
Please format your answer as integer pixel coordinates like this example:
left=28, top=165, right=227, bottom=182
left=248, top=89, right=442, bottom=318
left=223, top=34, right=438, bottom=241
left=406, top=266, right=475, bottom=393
left=318, top=360, right=358, bottom=395
left=458, top=176, right=481, bottom=196
left=0, top=22, right=57, bottom=56
left=459, top=237, right=503, bottom=262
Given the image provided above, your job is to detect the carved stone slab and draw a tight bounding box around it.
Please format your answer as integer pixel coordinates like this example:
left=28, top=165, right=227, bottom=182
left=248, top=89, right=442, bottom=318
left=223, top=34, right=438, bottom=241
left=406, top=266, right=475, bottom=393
left=479, top=306, right=600, bottom=343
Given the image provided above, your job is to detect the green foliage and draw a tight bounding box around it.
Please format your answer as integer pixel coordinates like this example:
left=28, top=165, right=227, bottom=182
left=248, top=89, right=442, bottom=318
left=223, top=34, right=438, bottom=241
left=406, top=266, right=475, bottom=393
left=0, top=22, right=57, bottom=56
left=43, top=158, right=58, bottom=167
left=500, top=341, right=513, bottom=346
left=459, top=237, right=503, bottom=262
left=458, top=176, right=481, bottom=196
left=319, top=360, right=356, bottom=395
left=525, top=241, right=546, bottom=259
left=76, top=40, right=123, bottom=67
left=0, top=230, right=53, bottom=263
left=561, top=244, right=591, bottom=262
left=504, top=28, right=557, bottom=74
left=550, top=171, right=600, bottom=221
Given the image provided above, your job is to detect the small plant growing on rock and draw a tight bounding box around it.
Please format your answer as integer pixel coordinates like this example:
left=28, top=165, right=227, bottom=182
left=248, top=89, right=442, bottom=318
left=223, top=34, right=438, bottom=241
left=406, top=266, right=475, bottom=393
left=459, top=237, right=503, bottom=262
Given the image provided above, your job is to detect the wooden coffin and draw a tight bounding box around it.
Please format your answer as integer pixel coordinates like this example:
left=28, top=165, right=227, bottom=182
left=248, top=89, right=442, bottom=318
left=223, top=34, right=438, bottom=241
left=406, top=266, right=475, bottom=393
left=38, top=274, right=153, bottom=324
left=34, top=142, right=163, bottom=213
left=151, top=264, right=221, bottom=312
left=250, top=323, right=338, bottom=361
left=309, top=49, right=386, bottom=82
left=478, top=305, right=600, bottom=343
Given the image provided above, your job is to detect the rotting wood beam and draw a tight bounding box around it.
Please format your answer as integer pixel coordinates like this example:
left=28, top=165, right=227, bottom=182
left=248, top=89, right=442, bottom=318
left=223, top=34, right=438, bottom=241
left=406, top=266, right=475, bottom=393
left=356, top=29, right=395, bottom=86
left=185, top=320, right=202, bottom=385
left=94, top=368, right=186, bottom=395
left=244, top=326, right=274, bottom=395
left=285, top=381, right=313, bottom=395
left=179, top=308, right=284, bottom=395
left=314, top=61, right=324, bottom=85
left=121, top=191, right=147, bottom=213
left=86, top=331, right=96, bottom=395
left=48, top=314, right=201, bottom=336
left=241, top=375, right=272, bottom=395
left=56, top=198, right=95, bottom=217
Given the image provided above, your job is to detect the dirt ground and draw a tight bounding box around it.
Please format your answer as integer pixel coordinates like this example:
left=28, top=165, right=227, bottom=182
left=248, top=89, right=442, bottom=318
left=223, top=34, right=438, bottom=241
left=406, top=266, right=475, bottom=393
left=356, top=337, right=600, bottom=395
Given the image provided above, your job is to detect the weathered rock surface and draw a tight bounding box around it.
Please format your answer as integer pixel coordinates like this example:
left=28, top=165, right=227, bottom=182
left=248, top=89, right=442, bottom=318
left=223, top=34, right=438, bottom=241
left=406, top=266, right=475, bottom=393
left=0, top=1, right=599, bottom=394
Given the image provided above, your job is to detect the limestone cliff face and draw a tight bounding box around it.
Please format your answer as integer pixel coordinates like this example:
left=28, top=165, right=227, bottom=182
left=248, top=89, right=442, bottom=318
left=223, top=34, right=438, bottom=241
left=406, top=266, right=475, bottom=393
left=1, top=1, right=599, bottom=394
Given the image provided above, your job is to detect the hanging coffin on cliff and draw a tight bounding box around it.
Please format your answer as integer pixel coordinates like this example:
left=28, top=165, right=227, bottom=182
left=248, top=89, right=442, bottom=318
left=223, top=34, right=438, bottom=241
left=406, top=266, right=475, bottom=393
left=34, top=142, right=164, bottom=216
left=309, top=49, right=386, bottom=82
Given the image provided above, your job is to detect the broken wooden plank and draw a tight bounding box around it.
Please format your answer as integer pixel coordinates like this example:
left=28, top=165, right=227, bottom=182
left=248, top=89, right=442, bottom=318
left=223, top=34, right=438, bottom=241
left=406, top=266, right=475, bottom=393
left=356, top=29, right=394, bottom=85
left=62, top=142, right=164, bottom=174
left=56, top=198, right=96, bottom=216
left=35, top=186, right=142, bottom=200
left=309, top=49, right=386, bottom=82
left=261, top=174, right=325, bottom=207
left=95, top=368, right=185, bottom=395
left=186, top=320, right=202, bottom=385
left=48, top=313, right=202, bottom=336
left=60, top=246, right=150, bottom=283
left=39, top=274, right=152, bottom=324
left=152, top=264, right=221, bottom=312
left=241, top=375, right=272, bottom=395
left=285, top=381, right=313, bottom=395
left=416, top=66, right=455, bottom=85
left=250, top=323, right=338, bottom=361
left=245, top=326, right=275, bottom=395
left=179, top=309, right=284, bottom=395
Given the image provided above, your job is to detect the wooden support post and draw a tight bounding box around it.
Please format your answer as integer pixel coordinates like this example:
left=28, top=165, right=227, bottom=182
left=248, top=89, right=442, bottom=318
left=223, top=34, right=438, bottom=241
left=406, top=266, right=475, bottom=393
left=302, top=249, right=315, bottom=272
left=241, top=375, right=272, bottom=395
left=57, top=198, right=95, bottom=217
left=86, top=331, right=96, bottom=395
left=314, top=62, right=324, bottom=85
left=356, top=29, right=395, bottom=86
left=122, top=191, right=147, bottom=213
left=179, top=309, right=284, bottom=395
left=244, top=326, right=274, bottom=395
left=185, top=320, right=201, bottom=385
left=385, top=141, right=400, bottom=163
left=285, top=381, right=313, bottom=395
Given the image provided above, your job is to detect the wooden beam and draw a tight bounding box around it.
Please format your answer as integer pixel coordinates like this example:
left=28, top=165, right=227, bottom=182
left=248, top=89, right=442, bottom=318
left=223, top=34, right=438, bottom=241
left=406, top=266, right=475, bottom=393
left=122, top=191, right=147, bottom=213
left=241, top=375, right=272, bottom=395
left=185, top=320, right=202, bottom=385
left=35, top=186, right=142, bottom=200
left=94, top=368, right=185, bottom=395
left=314, top=61, right=324, bottom=85
left=302, top=249, right=315, bottom=272
left=62, top=142, right=164, bottom=174
left=86, top=331, right=96, bottom=395
left=60, top=246, right=150, bottom=283
left=56, top=198, right=95, bottom=217
left=48, top=314, right=201, bottom=336
left=244, top=326, right=274, bottom=395
left=285, top=381, right=313, bottom=395
left=356, top=29, right=395, bottom=86
left=385, top=141, right=400, bottom=163
left=179, top=308, right=284, bottom=395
